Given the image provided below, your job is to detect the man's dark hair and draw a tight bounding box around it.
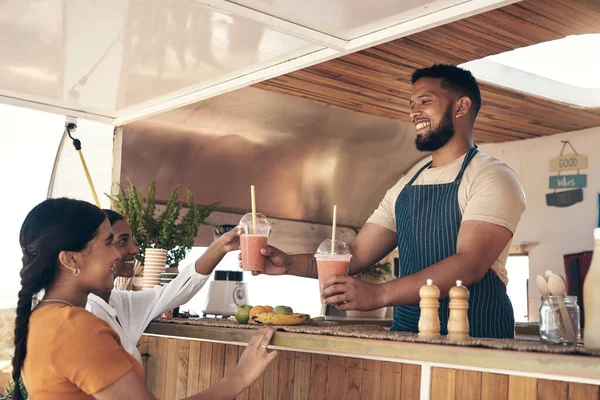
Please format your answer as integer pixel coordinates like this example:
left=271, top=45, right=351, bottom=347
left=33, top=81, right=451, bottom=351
left=411, top=64, right=482, bottom=117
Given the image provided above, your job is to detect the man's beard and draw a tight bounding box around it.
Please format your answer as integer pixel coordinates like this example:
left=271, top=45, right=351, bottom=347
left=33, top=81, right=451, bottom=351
left=415, top=104, right=455, bottom=152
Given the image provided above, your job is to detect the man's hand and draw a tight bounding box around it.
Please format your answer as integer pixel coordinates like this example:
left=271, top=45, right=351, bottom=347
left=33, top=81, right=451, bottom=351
left=238, top=245, right=291, bottom=276
left=321, top=275, right=385, bottom=311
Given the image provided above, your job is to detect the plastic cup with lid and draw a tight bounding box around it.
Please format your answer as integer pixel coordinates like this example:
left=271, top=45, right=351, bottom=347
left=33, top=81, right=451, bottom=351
left=314, top=239, right=352, bottom=292
left=238, top=213, right=271, bottom=272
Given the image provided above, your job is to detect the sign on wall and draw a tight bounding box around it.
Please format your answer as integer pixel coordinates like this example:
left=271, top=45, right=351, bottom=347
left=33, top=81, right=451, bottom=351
left=549, top=154, right=588, bottom=172
left=546, top=189, right=584, bottom=208
left=547, top=141, right=587, bottom=208
left=549, top=174, right=587, bottom=189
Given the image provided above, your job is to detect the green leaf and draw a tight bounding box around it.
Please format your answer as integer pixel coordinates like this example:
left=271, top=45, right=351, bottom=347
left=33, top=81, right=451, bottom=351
left=106, top=181, right=217, bottom=268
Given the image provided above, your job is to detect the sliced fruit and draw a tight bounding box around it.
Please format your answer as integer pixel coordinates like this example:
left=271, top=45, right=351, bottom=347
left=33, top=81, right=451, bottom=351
left=310, top=316, right=326, bottom=321
left=273, top=305, right=293, bottom=314
left=235, top=305, right=253, bottom=324
left=249, top=312, right=308, bottom=326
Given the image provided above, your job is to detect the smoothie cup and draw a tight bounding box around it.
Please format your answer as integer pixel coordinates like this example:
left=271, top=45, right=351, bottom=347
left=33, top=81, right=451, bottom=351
left=239, top=212, right=271, bottom=272
left=314, top=239, right=352, bottom=292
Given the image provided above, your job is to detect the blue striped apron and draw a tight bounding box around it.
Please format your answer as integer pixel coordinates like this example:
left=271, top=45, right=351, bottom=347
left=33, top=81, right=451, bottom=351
left=391, top=147, right=515, bottom=338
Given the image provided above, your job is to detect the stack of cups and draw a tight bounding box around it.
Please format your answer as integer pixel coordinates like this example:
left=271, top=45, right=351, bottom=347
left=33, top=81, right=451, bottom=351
left=315, top=239, right=352, bottom=302
left=160, top=270, right=178, bottom=286
left=239, top=213, right=271, bottom=273
left=143, top=248, right=167, bottom=289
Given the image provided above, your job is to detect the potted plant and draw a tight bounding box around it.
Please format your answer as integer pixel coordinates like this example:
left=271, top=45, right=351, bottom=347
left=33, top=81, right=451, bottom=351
left=346, top=261, right=395, bottom=319
left=107, top=180, right=217, bottom=271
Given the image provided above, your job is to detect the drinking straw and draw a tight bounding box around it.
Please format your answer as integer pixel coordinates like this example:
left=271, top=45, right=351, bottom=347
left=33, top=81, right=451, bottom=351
left=331, top=205, right=337, bottom=254
left=251, top=185, right=257, bottom=234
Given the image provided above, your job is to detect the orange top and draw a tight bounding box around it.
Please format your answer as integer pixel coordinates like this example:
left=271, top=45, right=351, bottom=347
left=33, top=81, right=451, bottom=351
left=23, top=304, right=144, bottom=399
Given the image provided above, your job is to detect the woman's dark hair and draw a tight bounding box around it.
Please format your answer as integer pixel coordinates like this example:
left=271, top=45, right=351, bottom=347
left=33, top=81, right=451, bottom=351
left=102, top=209, right=125, bottom=225
left=12, top=198, right=106, bottom=400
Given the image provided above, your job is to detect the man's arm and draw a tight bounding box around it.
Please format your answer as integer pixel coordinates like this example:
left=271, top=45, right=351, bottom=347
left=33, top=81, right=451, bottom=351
left=324, top=220, right=513, bottom=310
left=281, top=223, right=397, bottom=279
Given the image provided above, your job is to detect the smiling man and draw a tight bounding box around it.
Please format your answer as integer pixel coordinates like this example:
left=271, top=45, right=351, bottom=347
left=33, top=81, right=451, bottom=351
left=252, top=64, right=526, bottom=338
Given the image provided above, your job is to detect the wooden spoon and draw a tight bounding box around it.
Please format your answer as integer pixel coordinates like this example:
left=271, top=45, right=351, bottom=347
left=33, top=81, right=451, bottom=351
left=536, top=275, right=550, bottom=297
left=547, top=274, right=577, bottom=342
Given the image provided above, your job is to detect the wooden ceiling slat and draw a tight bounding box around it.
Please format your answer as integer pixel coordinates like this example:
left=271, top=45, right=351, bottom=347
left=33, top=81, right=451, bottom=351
left=254, top=0, right=600, bottom=143
left=452, top=19, right=529, bottom=49
left=341, top=51, right=414, bottom=77
left=490, top=9, right=567, bottom=43
left=518, top=2, right=598, bottom=33
left=502, top=6, right=585, bottom=36
left=557, top=0, right=600, bottom=20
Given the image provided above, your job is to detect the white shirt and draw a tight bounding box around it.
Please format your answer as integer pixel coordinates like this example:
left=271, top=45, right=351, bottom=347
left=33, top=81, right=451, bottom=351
left=86, top=262, right=210, bottom=365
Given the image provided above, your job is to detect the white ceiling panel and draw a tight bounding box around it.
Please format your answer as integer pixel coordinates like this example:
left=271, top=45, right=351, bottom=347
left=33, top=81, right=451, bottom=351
left=0, top=0, right=320, bottom=120
left=229, top=0, right=473, bottom=40
left=0, top=0, right=516, bottom=125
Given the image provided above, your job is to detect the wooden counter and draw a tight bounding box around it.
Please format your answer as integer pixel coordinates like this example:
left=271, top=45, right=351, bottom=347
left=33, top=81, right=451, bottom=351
left=141, top=322, right=600, bottom=400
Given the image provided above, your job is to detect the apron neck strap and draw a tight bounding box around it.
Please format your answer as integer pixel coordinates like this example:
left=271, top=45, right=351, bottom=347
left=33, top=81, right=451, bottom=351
left=406, top=161, right=432, bottom=187
left=454, top=146, right=479, bottom=183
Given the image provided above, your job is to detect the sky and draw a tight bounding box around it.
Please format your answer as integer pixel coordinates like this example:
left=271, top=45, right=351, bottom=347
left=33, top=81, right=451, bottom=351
left=0, top=104, right=64, bottom=309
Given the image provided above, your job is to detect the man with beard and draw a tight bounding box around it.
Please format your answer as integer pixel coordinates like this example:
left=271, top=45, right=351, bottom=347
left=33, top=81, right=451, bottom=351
left=243, top=64, right=526, bottom=338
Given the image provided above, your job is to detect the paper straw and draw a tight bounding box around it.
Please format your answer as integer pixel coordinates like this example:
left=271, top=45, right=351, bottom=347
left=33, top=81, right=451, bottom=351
left=251, top=185, right=257, bottom=234
left=331, top=205, right=337, bottom=254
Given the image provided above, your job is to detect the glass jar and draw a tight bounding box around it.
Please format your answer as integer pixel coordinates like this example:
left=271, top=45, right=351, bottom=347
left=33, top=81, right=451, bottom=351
left=539, top=296, right=581, bottom=345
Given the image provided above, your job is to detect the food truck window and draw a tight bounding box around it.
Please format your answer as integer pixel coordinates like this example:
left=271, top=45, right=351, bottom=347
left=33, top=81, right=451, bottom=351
left=179, top=248, right=323, bottom=318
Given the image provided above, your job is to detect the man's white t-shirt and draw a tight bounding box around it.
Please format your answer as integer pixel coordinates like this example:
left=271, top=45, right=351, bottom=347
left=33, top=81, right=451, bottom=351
left=367, top=150, right=526, bottom=285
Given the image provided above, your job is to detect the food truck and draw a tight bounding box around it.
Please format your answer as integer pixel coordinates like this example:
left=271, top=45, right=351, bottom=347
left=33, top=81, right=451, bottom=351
left=1, top=1, right=600, bottom=399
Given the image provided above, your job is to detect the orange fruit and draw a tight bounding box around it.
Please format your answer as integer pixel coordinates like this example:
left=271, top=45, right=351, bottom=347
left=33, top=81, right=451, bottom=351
left=263, top=306, right=274, bottom=313
left=249, top=306, right=269, bottom=318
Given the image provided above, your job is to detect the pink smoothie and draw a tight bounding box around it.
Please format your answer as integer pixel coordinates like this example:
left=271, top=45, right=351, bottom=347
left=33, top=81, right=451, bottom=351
left=240, top=234, right=268, bottom=272
left=317, top=258, right=350, bottom=288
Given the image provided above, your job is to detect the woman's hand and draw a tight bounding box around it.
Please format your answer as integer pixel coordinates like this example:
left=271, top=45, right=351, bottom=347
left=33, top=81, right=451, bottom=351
left=216, top=227, right=243, bottom=253
left=233, top=327, right=279, bottom=388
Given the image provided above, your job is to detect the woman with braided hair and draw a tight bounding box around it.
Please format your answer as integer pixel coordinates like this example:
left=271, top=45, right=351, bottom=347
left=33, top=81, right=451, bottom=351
left=13, top=198, right=278, bottom=400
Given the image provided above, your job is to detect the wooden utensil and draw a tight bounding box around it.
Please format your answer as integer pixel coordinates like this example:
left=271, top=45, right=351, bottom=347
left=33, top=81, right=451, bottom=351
left=547, top=274, right=577, bottom=342
left=536, top=275, right=550, bottom=297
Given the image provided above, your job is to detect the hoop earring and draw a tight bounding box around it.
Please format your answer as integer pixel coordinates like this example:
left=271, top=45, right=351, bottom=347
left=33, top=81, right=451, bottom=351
left=73, top=266, right=80, bottom=277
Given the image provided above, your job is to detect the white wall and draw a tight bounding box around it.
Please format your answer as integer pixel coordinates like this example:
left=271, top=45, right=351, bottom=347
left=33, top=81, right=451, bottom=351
left=479, top=126, right=600, bottom=320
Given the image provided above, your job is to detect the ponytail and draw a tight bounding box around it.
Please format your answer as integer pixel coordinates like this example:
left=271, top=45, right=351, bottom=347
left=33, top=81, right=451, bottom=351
left=13, top=198, right=106, bottom=397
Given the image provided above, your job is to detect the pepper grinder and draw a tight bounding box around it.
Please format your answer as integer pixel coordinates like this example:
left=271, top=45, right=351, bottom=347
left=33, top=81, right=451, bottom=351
left=447, top=280, right=470, bottom=341
left=418, top=279, right=441, bottom=339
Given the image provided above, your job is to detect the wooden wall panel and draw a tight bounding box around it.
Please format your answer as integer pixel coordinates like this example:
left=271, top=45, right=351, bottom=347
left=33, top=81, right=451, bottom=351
left=431, top=367, right=456, bottom=400
left=508, top=376, right=537, bottom=400
left=455, top=370, right=482, bottom=400
left=291, top=352, right=312, bottom=400
left=567, top=382, right=599, bottom=400
left=380, top=361, right=403, bottom=400
left=481, top=373, right=508, bottom=400
left=431, top=368, right=600, bottom=400
left=277, top=351, right=296, bottom=400
left=360, top=360, right=383, bottom=400
left=537, top=379, right=568, bottom=400
left=308, top=354, right=329, bottom=400
left=254, top=0, right=600, bottom=144
left=142, top=338, right=420, bottom=399
left=141, top=337, right=600, bottom=400
left=401, top=364, right=422, bottom=400
left=186, top=341, right=202, bottom=396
